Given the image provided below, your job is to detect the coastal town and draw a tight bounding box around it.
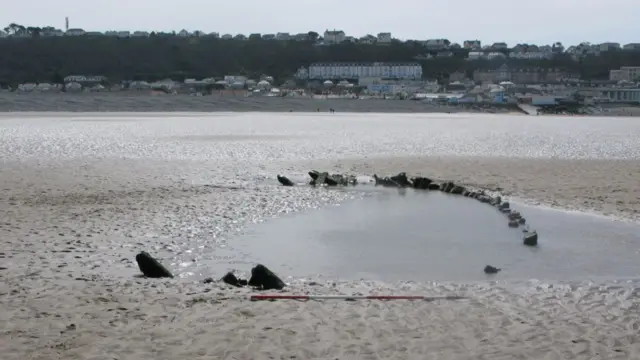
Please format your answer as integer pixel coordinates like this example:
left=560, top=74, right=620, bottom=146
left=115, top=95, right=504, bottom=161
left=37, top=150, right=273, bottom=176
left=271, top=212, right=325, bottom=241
left=1, top=23, right=640, bottom=113
left=4, top=5, right=640, bottom=359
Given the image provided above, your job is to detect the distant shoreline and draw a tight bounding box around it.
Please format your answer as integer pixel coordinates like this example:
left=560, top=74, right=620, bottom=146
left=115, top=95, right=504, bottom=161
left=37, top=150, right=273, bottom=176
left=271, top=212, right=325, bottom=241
left=1, top=92, right=639, bottom=116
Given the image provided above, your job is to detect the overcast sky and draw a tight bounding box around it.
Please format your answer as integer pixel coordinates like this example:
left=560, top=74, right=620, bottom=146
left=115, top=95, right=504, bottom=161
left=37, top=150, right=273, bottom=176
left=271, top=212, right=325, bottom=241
left=2, top=0, right=638, bottom=46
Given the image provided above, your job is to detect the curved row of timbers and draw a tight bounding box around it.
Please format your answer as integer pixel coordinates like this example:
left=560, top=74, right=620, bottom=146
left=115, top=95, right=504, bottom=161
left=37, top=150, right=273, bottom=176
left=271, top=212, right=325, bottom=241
left=278, top=170, right=538, bottom=248
left=131, top=170, right=540, bottom=286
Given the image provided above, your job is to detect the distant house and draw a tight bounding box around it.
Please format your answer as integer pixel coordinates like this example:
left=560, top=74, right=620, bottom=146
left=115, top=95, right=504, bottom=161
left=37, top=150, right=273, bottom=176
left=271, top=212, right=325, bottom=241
left=65, top=82, right=83, bottom=92
left=262, top=34, right=276, bottom=40
left=509, top=52, right=551, bottom=60
left=65, top=28, right=86, bottom=36
left=177, top=29, right=190, bottom=37
left=610, top=67, right=640, bottom=81
left=359, top=35, right=376, bottom=44
left=208, top=32, right=220, bottom=38
left=294, top=33, right=309, bottom=41
left=569, top=42, right=600, bottom=58
left=424, top=39, right=449, bottom=50
left=511, top=44, right=527, bottom=53
left=132, top=31, right=150, bottom=37
left=467, top=52, right=484, bottom=60
left=324, top=30, right=346, bottom=44
left=64, top=75, right=106, bottom=85
left=105, top=30, right=130, bottom=37
left=0, top=30, right=7, bottom=38
left=487, top=52, right=506, bottom=60
left=538, top=45, right=553, bottom=53
left=623, top=43, right=640, bottom=51
left=221, top=34, right=233, bottom=40
left=448, top=71, right=467, bottom=82
left=276, top=32, right=290, bottom=40
left=377, top=32, right=392, bottom=44
left=42, top=28, right=64, bottom=37
left=234, top=34, right=247, bottom=40
left=599, top=42, right=621, bottom=52
left=128, top=81, right=151, bottom=90
left=473, top=64, right=511, bottom=83
left=491, top=42, right=509, bottom=50
left=150, top=79, right=179, bottom=91
left=295, top=67, right=309, bottom=79
left=610, top=70, right=624, bottom=81
left=18, top=83, right=37, bottom=92
left=474, top=65, right=566, bottom=84
left=463, top=40, right=481, bottom=49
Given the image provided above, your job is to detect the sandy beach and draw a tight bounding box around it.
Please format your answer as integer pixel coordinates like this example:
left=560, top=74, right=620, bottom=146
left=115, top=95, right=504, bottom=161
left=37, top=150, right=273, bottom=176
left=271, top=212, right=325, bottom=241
left=1, top=92, right=640, bottom=116
left=1, top=112, right=640, bottom=359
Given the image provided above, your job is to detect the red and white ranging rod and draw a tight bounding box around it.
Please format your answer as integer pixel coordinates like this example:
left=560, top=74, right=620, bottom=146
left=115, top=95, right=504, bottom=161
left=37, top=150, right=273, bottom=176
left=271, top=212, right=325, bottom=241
left=250, top=294, right=466, bottom=301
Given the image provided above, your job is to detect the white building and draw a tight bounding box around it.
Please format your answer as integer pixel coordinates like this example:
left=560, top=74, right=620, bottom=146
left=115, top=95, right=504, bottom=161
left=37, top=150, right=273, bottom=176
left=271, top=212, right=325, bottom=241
left=610, top=70, right=624, bottom=81
left=65, top=28, right=86, bottom=36
left=64, top=75, right=106, bottom=84
left=132, top=31, right=150, bottom=37
left=509, top=52, right=552, bottom=60
left=623, top=43, right=640, bottom=51
left=359, top=35, right=376, bottom=44
left=487, top=52, right=507, bottom=60
left=467, top=52, right=484, bottom=60
left=377, top=32, right=392, bottom=44
left=467, top=52, right=506, bottom=61
left=491, top=42, right=509, bottom=50
left=424, top=39, right=449, bottom=50
left=276, top=32, right=290, bottom=40
left=323, top=30, right=346, bottom=44
left=294, top=33, right=309, bottom=41
left=620, top=67, right=640, bottom=81
left=463, top=40, right=481, bottom=49
left=0, top=30, right=7, bottom=38
left=308, top=62, right=422, bottom=80
left=599, top=42, right=621, bottom=52
left=609, top=67, right=640, bottom=81
left=600, top=88, right=640, bottom=102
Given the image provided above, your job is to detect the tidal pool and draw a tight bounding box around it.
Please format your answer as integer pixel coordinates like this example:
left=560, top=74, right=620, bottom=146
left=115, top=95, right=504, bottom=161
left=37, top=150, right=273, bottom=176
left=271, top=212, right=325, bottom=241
left=207, top=187, right=640, bottom=283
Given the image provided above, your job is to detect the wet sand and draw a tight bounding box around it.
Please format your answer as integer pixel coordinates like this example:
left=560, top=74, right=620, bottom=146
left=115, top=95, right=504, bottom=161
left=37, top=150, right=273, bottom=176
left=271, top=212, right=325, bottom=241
left=231, top=188, right=640, bottom=283
left=1, top=92, right=639, bottom=116
left=308, top=156, right=640, bottom=221
left=1, top=112, right=640, bottom=359
left=0, top=92, right=509, bottom=113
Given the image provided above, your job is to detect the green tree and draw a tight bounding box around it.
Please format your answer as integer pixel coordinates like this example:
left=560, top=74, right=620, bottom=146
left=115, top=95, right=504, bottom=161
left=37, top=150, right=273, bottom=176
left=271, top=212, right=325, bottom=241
left=1, top=28, right=639, bottom=84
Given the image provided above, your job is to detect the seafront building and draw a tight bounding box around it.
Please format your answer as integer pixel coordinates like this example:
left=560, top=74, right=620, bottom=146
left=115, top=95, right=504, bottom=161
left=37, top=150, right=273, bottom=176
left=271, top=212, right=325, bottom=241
left=306, top=62, right=422, bottom=80
left=600, top=88, right=640, bottom=102
left=609, top=67, right=640, bottom=82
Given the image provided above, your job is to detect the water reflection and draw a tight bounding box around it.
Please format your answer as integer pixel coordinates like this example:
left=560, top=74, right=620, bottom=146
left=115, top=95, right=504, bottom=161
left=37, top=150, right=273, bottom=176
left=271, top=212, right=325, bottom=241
left=222, top=188, right=640, bottom=282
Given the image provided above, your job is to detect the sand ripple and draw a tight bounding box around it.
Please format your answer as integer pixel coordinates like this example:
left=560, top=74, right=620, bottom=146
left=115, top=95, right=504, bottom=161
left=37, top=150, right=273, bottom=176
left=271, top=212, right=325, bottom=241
left=1, top=113, right=640, bottom=359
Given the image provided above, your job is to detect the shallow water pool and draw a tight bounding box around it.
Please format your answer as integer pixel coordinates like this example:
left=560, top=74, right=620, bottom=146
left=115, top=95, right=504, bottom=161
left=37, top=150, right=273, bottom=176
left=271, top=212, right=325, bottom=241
left=203, top=187, right=640, bottom=283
